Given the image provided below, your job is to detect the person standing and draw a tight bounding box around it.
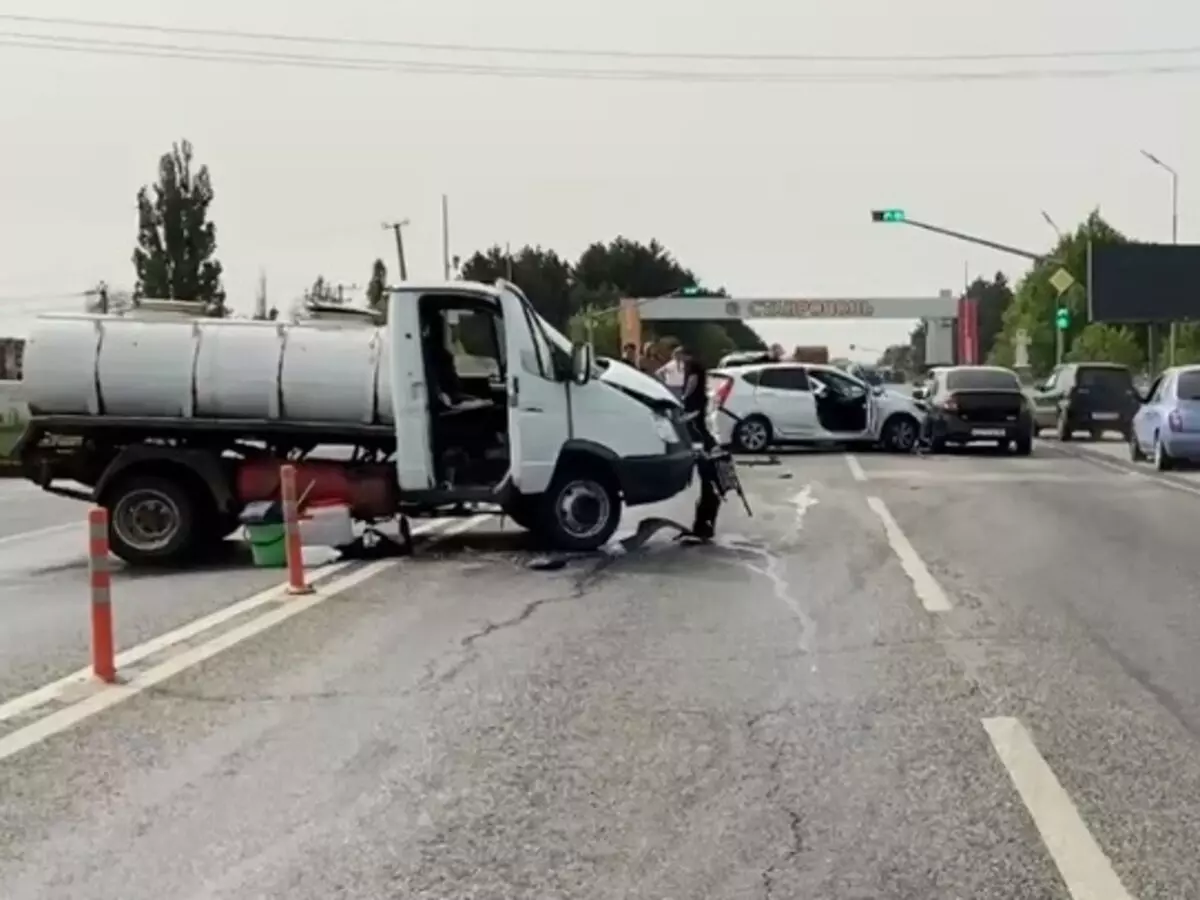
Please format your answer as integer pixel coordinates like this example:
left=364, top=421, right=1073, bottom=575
left=657, top=346, right=687, bottom=397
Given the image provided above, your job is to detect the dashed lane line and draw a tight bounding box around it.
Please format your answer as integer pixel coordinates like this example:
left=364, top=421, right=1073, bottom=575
left=865, top=495, right=951, bottom=612
left=843, top=453, right=868, bottom=481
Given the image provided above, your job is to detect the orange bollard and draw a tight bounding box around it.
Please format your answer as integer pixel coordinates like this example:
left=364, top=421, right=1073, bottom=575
left=87, top=507, right=116, bottom=683
left=280, top=464, right=313, bottom=595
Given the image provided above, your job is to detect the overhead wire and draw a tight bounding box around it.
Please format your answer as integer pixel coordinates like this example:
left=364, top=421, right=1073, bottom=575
left=0, top=12, right=1197, bottom=64
left=3, top=31, right=1200, bottom=83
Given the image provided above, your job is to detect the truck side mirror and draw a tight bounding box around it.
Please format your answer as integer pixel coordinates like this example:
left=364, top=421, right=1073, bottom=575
left=571, top=343, right=594, bottom=384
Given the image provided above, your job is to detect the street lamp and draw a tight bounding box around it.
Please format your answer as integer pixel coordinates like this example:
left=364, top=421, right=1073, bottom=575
left=1141, top=149, right=1179, bottom=365
left=1040, top=210, right=1064, bottom=240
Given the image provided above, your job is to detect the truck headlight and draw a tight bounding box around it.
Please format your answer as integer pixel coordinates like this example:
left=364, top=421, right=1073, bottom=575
left=653, top=416, right=678, bottom=443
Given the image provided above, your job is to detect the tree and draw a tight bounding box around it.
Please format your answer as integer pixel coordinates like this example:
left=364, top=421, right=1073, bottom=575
left=132, top=139, right=225, bottom=316
left=1066, top=323, right=1144, bottom=369
left=366, top=259, right=388, bottom=314
left=996, top=210, right=1130, bottom=375
left=964, top=272, right=1014, bottom=361
left=304, top=276, right=341, bottom=305
left=460, top=245, right=574, bottom=329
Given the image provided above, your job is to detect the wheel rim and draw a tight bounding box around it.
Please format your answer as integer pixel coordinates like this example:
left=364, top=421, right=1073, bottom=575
left=889, top=420, right=916, bottom=451
left=739, top=421, right=768, bottom=451
left=112, top=488, right=181, bottom=552
left=555, top=479, right=611, bottom=542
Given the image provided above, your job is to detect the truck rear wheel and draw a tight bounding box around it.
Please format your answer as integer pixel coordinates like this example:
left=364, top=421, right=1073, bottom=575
left=538, top=464, right=621, bottom=552
left=105, top=474, right=198, bottom=566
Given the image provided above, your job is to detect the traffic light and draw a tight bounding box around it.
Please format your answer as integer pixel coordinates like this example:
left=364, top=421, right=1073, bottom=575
left=680, top=286, right=701, bottom=296
left=1055, top=307, right=1070, bottom=330
left=870, top=209, right=906, bottom=223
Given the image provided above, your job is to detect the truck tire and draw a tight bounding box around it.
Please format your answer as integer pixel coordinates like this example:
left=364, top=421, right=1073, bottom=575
left=105, top=474, right=199, bottom=566
left=538, top=463, right=622, bottom=552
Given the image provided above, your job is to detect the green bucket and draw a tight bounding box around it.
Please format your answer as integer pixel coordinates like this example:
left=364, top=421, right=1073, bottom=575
left=246, top=522, right=287, bottom=568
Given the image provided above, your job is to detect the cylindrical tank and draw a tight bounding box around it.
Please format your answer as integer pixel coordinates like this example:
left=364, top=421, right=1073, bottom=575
left=23, top=313, right=395, bottom=425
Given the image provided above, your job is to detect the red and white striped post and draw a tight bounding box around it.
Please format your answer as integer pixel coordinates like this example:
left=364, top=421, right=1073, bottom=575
left=87, top=507, right=116, bottom=683
left=280, top=464, right=312, bottom=595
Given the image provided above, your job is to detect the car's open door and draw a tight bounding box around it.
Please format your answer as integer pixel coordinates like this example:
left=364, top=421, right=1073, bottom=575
left=386, top=290, right=434, bottom=491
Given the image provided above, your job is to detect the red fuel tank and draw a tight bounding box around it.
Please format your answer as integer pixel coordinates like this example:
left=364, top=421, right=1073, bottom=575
left=235, top=459, right=397, bottom=520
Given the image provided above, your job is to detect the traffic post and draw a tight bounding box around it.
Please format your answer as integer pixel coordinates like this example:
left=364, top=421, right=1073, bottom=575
left=279, top=464, right=313, bottom=595
left=87, top=507, right=116, bottom=683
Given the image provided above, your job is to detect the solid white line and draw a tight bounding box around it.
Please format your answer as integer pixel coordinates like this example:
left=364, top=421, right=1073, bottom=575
left=0, top=516, right=454, bottom=726
left=865, top=495, right=951, bottom=612
left=0, top=560, right=397, bottom=764
left=844, top=453, right=868, bottom=482
left=982, top=716, right=1137, bottom=900
left=0, top=522, right=78, bottom=547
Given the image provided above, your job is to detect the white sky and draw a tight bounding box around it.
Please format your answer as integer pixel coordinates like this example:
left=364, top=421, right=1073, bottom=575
left=0, top=0, right=1195, bottom=358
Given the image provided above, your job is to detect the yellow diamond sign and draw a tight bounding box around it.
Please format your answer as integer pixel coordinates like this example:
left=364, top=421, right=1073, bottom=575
left=1049, top=267, right=1075, bottom=295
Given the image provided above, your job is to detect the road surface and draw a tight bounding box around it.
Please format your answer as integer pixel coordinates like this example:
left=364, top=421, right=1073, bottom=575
left=3, top=445, right=1200, bottom=897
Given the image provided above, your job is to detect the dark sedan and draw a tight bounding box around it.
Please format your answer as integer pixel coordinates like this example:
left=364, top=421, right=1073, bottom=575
left=914, top=365, right=1034, bottom=455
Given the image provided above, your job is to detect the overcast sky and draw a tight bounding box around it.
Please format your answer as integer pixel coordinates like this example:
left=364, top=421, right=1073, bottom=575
left=0, top=0, right=1195, bottom=356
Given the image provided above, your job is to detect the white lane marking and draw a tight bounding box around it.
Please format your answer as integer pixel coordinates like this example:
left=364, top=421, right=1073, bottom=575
left=865, top=495, right=951, bottom=612
left=0, top=522, right=79, bottom=547
left=982, top=716, right=1137, bottom=900
left=844, top=453, right=868, bottom=481
left=855, top=471, right=1130, bottom=484
left=0, top=516, right=455, bottom=726
left=0, top=560, right=397, bottom=764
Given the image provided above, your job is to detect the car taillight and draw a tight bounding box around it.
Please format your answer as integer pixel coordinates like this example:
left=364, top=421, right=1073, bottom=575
left=712, top=378, right=734, bottom=408
left=1169, top=409, right=1184, bottom=432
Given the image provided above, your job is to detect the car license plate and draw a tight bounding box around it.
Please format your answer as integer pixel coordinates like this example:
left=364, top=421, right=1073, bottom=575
left=1092, top=412, right=1119, bottom=421
left=972, top=428, right=1006, bottom=437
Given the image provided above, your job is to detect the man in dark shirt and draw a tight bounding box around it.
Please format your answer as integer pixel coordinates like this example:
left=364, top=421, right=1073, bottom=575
left=678, top=346, right=723, bottom=541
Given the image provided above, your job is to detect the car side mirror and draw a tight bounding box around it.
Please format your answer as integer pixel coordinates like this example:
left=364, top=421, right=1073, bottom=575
left=911, top=387, right=926, bottom=400
left=570, top=342, right=594, bottom=385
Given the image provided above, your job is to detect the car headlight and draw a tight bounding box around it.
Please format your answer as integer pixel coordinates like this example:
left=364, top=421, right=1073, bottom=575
left=653, top=415, right=679, bottom=443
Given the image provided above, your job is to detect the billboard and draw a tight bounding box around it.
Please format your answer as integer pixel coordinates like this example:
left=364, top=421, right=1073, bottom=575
left=1088, top=242, right=1200, bottom=323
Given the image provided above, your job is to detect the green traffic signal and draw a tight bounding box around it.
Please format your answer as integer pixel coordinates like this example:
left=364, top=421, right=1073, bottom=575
left=871, top=209, right=906, bottom=223
left=1055, top=307, right=1070, bottom=330
left=680, top=286, right=701, bottom=296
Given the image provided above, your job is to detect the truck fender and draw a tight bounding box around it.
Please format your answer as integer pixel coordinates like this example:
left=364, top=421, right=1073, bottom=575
left=551, top=439, right=622, bottom=490
left=95, top=446, right=236, bottom=513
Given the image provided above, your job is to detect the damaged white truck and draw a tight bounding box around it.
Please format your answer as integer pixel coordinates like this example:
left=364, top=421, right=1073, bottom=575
left=16, top=281, right=696, bottom=565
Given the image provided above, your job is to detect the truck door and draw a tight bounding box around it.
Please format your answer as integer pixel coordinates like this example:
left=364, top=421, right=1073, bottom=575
left=387, top=290, right=435, bottom=490
left=500, top=289, right=569, bottom=495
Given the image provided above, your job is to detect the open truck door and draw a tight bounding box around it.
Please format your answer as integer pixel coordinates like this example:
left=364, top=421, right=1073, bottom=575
left=387, top=290, right=435, bottom=491
left=499, top=284, right=569, bottom=496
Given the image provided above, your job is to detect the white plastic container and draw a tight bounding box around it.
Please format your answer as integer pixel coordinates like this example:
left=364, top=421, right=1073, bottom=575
left=298, top=501, right=355, bottom=548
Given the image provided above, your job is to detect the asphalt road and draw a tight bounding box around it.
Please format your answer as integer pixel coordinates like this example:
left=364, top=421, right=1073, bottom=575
left=5, top=445, right=1200, bottom=896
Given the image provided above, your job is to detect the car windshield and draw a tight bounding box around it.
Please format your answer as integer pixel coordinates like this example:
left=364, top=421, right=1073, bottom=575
left=1077, top=366, right=1133, bottom=393
left=946, top=368, right=1020, bottom=391
left=1177, top=370, right=1200, bottom=400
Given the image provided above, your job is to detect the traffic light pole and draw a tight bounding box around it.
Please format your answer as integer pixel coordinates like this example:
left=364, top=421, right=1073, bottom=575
left=895, top=218, right=1056, bottom=264
left=1056, top=325, right=1064, bottom=365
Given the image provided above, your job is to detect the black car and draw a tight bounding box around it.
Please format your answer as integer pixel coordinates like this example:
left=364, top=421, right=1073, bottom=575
left=915, top=365, right=1034, bottom=455
left=1028, top=362, right=1139, bottom=441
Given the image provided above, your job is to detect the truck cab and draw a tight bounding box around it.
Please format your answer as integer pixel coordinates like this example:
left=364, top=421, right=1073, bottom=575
left=387, top=279, right=695, bottom=549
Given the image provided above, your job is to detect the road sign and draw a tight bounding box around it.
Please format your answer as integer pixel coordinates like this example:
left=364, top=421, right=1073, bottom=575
left=1049, top=267, right=1075, bottom=295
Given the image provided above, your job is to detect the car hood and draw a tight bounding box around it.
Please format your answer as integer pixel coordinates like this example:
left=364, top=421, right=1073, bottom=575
left=597, top=360, right=682, bottom=409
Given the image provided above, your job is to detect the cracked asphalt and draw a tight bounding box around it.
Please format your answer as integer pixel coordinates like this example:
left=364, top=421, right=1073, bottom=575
left=7, top=442, right=1200, bottom=897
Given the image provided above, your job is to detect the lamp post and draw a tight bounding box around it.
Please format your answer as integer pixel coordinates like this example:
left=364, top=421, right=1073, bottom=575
left=1141, top=150, right=1179, bottom=366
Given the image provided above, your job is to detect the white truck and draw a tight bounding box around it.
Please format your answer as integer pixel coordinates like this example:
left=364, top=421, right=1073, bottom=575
left=16, top=281, right=696, bottom=565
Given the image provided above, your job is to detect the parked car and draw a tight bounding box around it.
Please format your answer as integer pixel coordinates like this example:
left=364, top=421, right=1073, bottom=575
left=707, top=362, right=926, bottom=453
left=1130, top=365, right=1200, bottom=469
left=915, top=365, right=1034, bottom=455
left=1028, top=362, right=1138, bottom=440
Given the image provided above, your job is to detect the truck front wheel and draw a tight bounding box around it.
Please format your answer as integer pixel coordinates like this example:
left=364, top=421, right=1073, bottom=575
left=105, top=474, right=198, bottom=566
left=538, top=464, right=622, bottom=552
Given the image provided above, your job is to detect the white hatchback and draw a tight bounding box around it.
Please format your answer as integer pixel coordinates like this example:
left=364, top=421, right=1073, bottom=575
left=708, top=362, right=927, bottom=453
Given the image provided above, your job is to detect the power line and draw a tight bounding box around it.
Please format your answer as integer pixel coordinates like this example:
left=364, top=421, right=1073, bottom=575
left=1, top=12, right=1197, bottom=64
left=4, top=32, right=1200, bottom=83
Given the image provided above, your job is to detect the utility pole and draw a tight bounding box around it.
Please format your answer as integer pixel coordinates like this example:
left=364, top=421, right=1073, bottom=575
left=1142, top=150, right=1179, bottom=367
left=254, top=270, right=267, bottom=320
left=441, top=194, right=451, bottom=281
left=505, top=242, right=513, bottom=280
left=383, top=220, right=409, bottom=280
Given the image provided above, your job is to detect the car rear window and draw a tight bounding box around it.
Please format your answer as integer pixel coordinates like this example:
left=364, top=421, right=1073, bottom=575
left=946, top=369, right=1020, bottom=391
left=1177, top=370, right=1200, bottom=399
left=1077, top=366, right=1133, bottom=392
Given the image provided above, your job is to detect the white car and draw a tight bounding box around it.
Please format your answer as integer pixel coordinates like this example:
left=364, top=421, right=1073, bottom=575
left=708, top=362, right=927, bottom=453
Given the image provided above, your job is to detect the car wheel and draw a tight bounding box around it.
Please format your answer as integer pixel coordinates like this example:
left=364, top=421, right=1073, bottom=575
left=1012, top=433, right=1033, bottom=456
left=929, top=437, right=947, bottom=453
left=1129, top=430, right=1145, bottom=462
left=537, top=464, right=622, bottom=552
left=881, top=414, right=919, bottom=453
left=1056, top=411, right=1072, bottom=441
left=1154, top=433, right=1176, bottom=471
left=732, top=415, right=772, bottom=453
